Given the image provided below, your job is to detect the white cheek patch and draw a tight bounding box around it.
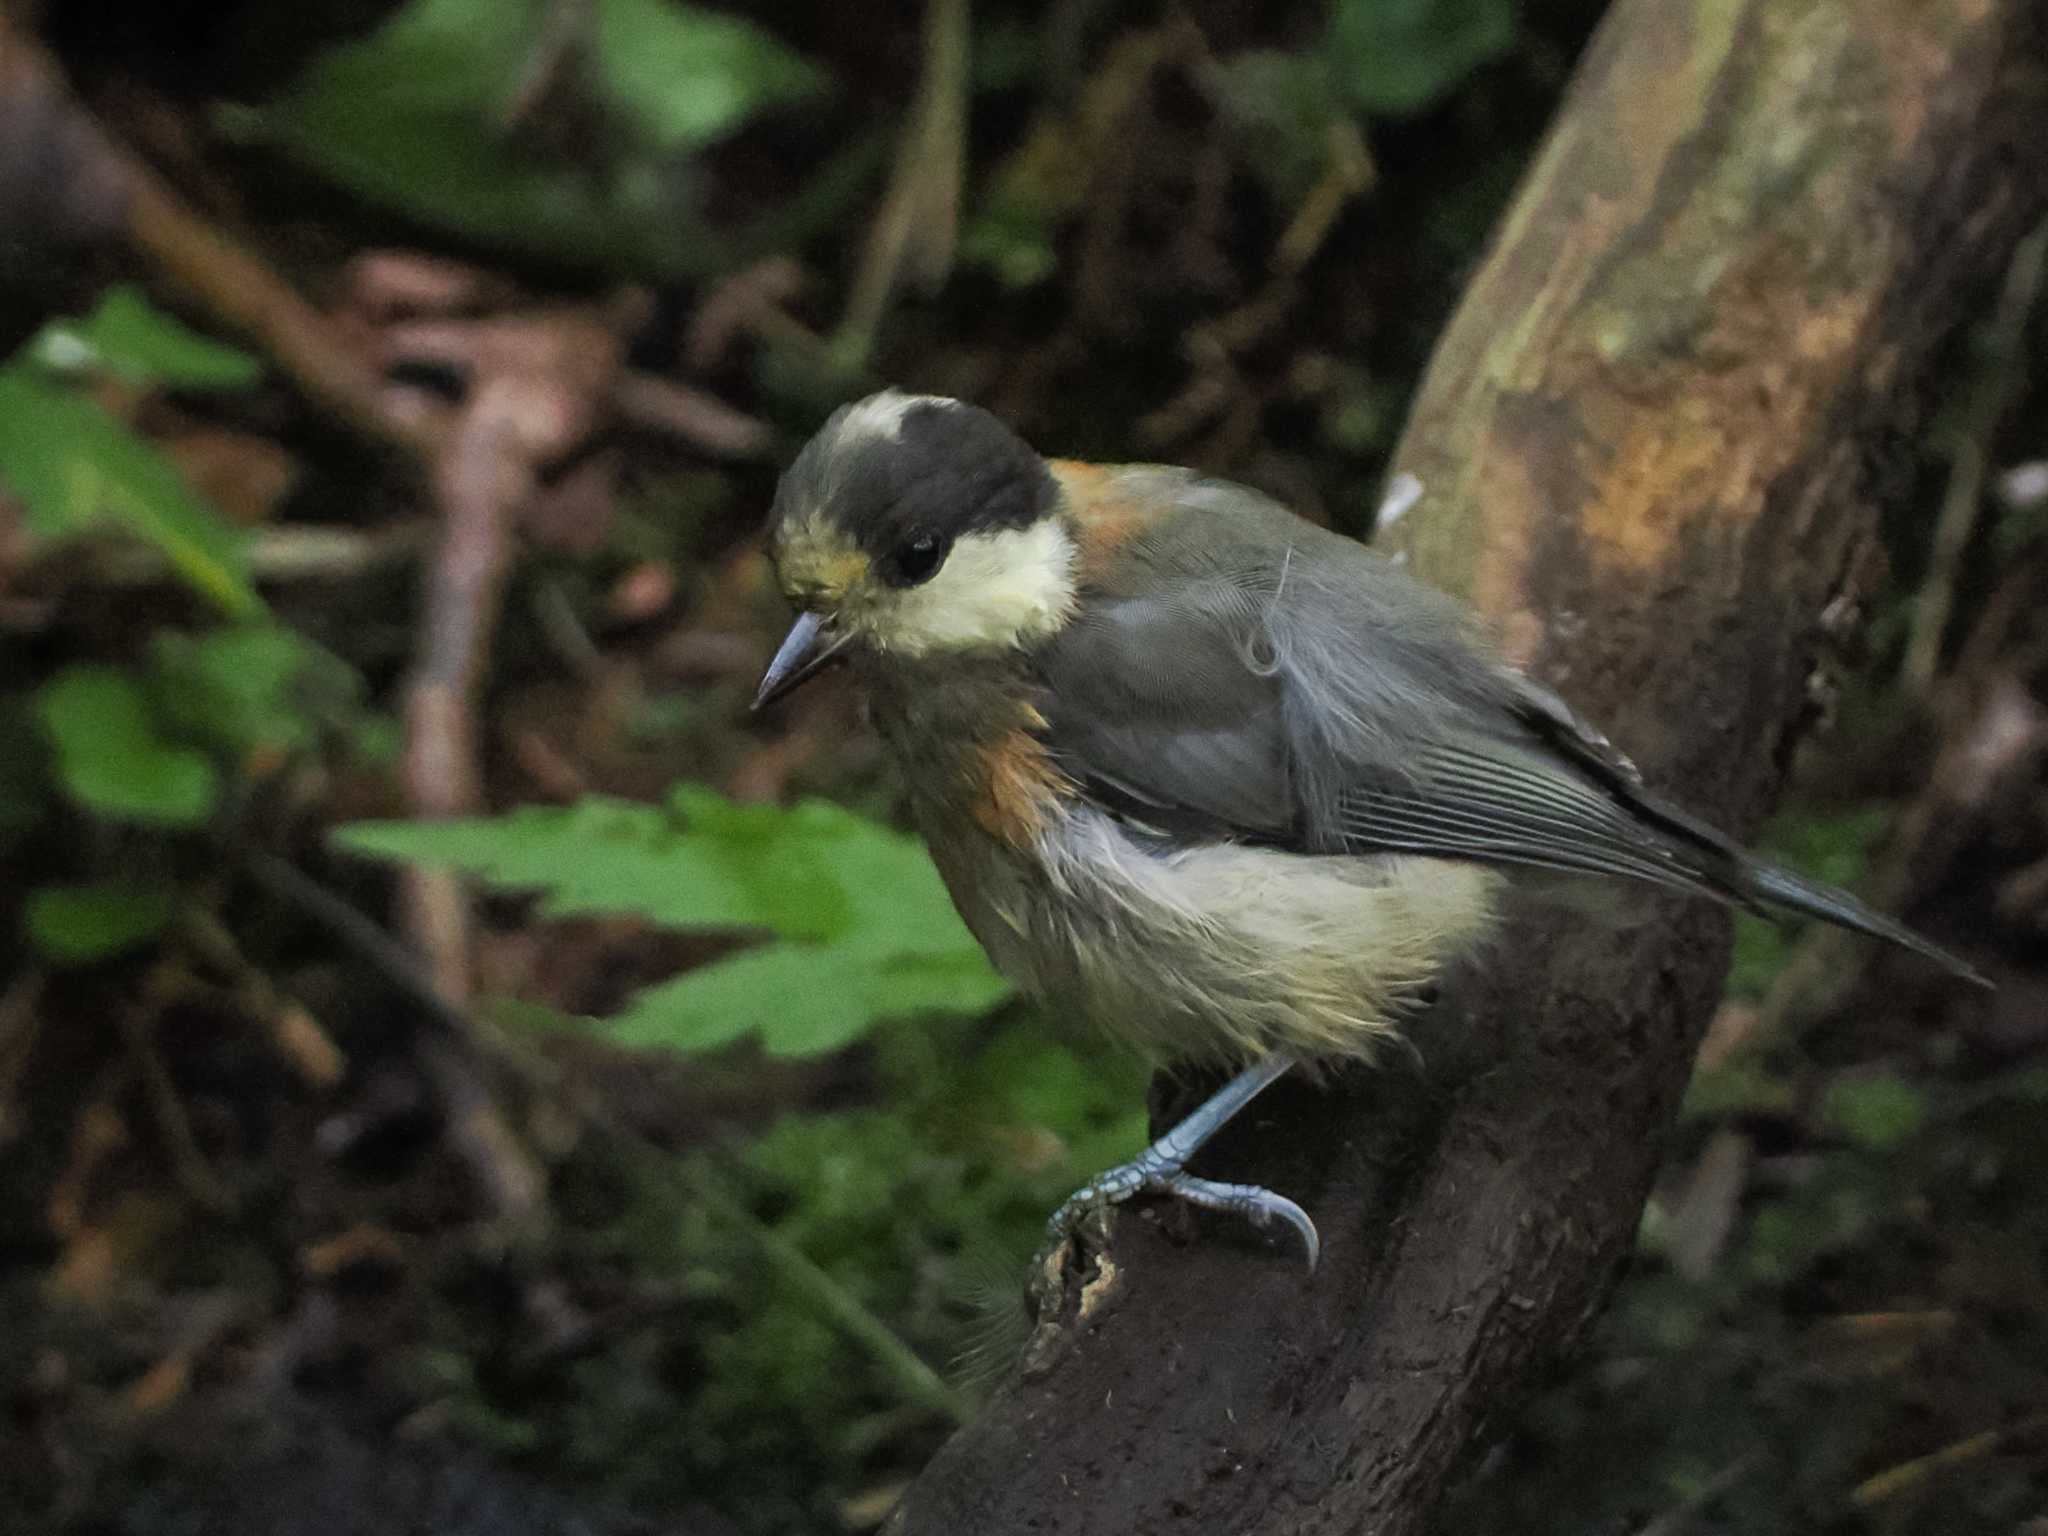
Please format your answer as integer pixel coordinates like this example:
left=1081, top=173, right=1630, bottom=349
left=874, top=519, right=1078, bottom=655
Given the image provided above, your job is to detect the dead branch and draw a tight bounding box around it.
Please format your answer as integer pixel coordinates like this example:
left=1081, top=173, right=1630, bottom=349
left=887, top=2, right=2048, bottom=1532
left=401, top=388, right=529, bottom=1001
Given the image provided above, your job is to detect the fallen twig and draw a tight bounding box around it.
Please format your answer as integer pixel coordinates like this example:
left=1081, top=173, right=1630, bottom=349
left=614, top=370, right=773, bottom=458
left=0, top=23, right=450, bottom=461
left=1850, top=1418, right=2044, bottom=1507
left=1634, top=1452, right=1763, bottom=1536
left=123, top=979, right=235, bottom=1213
left=239, top=848, right=548, bottom=1222
left=180, top=909, right=347, bottom=1092
left=831, top=0, right=970, bottom=368
left=238, top=846, right=944, bottom=1410
left=401, top=383, right=529, bottom=1000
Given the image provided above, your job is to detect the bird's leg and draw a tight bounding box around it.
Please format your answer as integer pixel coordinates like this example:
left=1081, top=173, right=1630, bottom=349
left=1049, top=1054, right=1318, bottom=1271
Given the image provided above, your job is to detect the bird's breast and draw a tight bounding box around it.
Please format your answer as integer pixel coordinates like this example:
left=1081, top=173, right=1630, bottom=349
left=864, top=666, right=1077, bottom=852
left=920, top=793, right=1505, bottom=1067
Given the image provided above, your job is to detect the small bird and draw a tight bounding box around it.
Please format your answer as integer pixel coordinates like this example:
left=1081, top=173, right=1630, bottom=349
left=754, top=390, right=1984, bottom=1268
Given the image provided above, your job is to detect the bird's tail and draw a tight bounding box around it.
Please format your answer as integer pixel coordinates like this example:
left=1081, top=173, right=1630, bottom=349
left=1743, top=860, right=1989, bottom=988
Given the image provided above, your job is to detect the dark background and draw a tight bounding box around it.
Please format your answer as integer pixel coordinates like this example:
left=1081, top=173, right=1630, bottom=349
left=0, top=2, right=2042, bottom=1532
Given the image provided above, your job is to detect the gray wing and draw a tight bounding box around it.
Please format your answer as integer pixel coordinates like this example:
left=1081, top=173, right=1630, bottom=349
left=1033, top=470, right=1984, bottom=984
left=1036, top=469, right=1680, bottom=873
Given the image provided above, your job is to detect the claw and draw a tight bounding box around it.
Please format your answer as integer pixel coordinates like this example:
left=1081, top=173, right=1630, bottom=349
left=1152, top=1171, right=1320, bottom=1272
left=1045, top=1055, right=1318, bottom=1272
left=1045, top=1165, right=1320, bottom=1271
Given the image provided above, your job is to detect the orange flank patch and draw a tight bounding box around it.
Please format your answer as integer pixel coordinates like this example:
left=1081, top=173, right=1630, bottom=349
left=971, top=725, right=1074, bottom=848
left=1049, top=460, right=1165, bottom=581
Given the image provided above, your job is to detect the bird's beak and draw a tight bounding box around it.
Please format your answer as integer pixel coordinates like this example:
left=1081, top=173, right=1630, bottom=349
left=752, top=611, right=853, bottom=710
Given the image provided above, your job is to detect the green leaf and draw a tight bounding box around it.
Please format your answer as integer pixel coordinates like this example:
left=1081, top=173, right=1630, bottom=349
left=339, top=794, right=829, bottom=937
left=0, top=366, right=264, bottom=620
left=1754, top=805, right=1890, bottom=893
left=592, top=0, right=820, bottom=153
left=1820, top=1072, right=1928, bottom=1153
left=26, top=881, right=176, bottom=963
left=26, top=285, right=261, bottom=390
left=613, top=936, right=1010, bottom=1059
left=150, top=623, right=357, bottom=758
left=250, top=0, right=821, bottom=277
left=1217, top=50, right=1345, bottom=204
left=1725, top=911, right=1793, bottom=1000
left=35, top=666, right=220, bottom=827
left=335, top=786, right=1011, bottom=1055
left=1325, top=0, right=1516, bottom=117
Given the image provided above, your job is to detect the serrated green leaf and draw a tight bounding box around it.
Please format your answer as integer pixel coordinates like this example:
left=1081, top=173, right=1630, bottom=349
left=612, top=945, right=871, bottom=1056
left=26, top=881, right=176, bottom=963
left=0, top=366, right=263, bottom=620
left=35, top=666, right=219, bottom=827
left=337, top=796, right=850, bottom=938
left=27, top=285, right=261, bottom=390
left=336, top=786, right=1011, bottom=1056
left=612, top=935, right=1010, bottom=1059
left=1326, top=0, right=1516, bottom=117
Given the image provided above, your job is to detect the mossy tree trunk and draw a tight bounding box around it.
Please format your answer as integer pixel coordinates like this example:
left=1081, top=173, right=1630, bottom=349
left=889, top=0, right=2048, bottom=1531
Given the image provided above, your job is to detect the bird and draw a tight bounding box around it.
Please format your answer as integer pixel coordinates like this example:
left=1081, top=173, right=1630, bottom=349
left=752, top=389, right=1986, bottom=1270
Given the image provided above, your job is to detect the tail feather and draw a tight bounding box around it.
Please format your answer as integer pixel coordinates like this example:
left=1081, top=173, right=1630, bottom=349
left=1744, top=861, right=1989, bottom=989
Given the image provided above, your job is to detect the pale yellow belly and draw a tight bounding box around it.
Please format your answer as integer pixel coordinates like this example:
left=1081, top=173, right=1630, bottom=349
left=937, top=805, right=1505, bottom=1066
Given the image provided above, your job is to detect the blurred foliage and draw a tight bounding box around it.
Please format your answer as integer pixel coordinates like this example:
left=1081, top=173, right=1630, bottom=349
left=25, top=284, right=266, bottom=390
left=0, top=289, right=265, bottom=620
left=1725, top=805, right=1890, bottom=1000
left=336, top=787, right=1010, bottom=1056
left=22, top=621, right=376, bottom=964
left=0, top=286, right=378, bottom=964
left=35, top=665, right=221, bottom=828
left=1, top=2, right=2037, bottom=1535
left=243, top=0, right=830, bottom=275
left=23, top=880, right=180, bottom=963
left=1328, top=0, right=1517, bottom=115
left=661, top=1018, right=1147, bottom=1519
left=1454, top=1002, right=2048, bottom=1536
left=384, top=1012, right=1147, bottom=1530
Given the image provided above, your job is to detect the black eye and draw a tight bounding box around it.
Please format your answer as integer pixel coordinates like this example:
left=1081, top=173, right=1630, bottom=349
left=889, top=531, right=950, bottom=587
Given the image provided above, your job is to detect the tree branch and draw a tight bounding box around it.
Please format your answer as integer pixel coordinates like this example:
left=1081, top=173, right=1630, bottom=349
left=887, top=1, right=2048, bottom=1532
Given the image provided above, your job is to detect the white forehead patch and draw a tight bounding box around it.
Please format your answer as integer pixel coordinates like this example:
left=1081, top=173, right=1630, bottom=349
left=867, top=517, right=1077, bottom=656
left=834, top=389, right=961, bottom=448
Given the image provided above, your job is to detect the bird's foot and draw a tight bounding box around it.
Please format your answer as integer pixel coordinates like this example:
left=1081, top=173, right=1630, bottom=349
left=1043, top=1150, right=1321, bottom=1273
left=1027, top=1054, right=1315, bottom=1331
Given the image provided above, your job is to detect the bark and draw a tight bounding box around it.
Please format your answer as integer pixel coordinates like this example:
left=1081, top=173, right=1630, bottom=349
left=887, top=1, right=2048, bottom=1533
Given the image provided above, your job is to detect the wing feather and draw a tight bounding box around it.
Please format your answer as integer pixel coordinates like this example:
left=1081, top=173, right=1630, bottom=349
left=1029, top=465, right=1985, bottom=985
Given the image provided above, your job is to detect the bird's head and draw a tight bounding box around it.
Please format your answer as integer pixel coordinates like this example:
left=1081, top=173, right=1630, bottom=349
left=754, top=391, right=1077, bottom=707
